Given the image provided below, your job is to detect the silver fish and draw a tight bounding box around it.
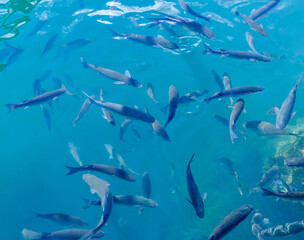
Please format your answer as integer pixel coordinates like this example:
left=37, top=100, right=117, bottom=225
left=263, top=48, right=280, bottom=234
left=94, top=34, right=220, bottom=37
left=81, top=57, right=141, bottom=88
left=203, top=43, right=270, bottom=62
left=81, top=174, right=113, bottom=240
left=99, top=89, right=115, bottom=126
left=68, top=142, right=82, bottom=166
left=6, top=85, right=72, bottom=112
left=164, top=85, right=179, bottom=128
left=235, top=11, right=268, bottom=36
left=65, top=164, right=136, bottom=182
left=260, top=187, right=304, bottom=201
left=83, top=92, right=155, bottom=123
left=21, top=228, right=104, bottom=240
left=179, top=0, right=211, bottom=22
left=113, top=195, right=158, bottom=208
left=249, top=0, right=281, bottom=21
left=72, top=96, right=94, bottom=127
left=32, top=212, right=87, bottom=227
left=229, top=99, right=245, bottom=144
left=116, top=152, right=138, bottom=175
left=147, top=82, right=159, bottom=104
left=223, top=73, right=233, bottom=105
left=259, top=165, right=279, bottom=187
left=203, top=86, right=264, bottom=103
left=246, top=32, right=258, bottom=53
left=104, top=144, right=115, bottom=160
left=268, top=75, right=302, bottom=129
left=208, top=205, right=253, bottom=240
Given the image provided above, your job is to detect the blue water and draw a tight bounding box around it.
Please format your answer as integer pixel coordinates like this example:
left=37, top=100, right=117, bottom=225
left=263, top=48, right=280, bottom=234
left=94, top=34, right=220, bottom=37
left=1, top=0, right=304, bottom=239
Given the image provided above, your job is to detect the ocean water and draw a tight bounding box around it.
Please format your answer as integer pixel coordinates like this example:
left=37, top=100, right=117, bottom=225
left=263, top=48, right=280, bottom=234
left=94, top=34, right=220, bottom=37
left=1, top=0, right=304, bottom=239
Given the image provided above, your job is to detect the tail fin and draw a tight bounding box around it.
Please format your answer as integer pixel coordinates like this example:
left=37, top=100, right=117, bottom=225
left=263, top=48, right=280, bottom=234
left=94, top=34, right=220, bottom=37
left=260, top=188, right=274, bottom=196
left=203, top=43, right=213, bottom=55
left=61, top=83, right=78, bottom=96
left=230, top=130, right=238, bottom=144
left=72, top=120, right=77, bottom=128
left=31, top=211, right=43, bottom=219
left=82, top=199, right=94, bottom=209
left=80, top=57, right=89, bottom=68
left=5, top=104, right=16, bottom=112
left=296, top=74, right=302, bottom=89
left=99, top=88, right=104, bottom=101
left=65, top=165, right=80, bottom=176
left=21, top=228, right=48, bottom=240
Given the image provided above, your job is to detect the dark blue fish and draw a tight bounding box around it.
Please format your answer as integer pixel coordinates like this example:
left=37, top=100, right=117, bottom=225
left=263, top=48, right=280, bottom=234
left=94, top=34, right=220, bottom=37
left=249, top=0, right=281, bottom=21
left=203, top=43, right=270, bottom=62
left=41, top=34, right=58, bottom=56
left=164, top=85, right=179, bottom=128
left=211, top=70, right=224, bottom=91
left=179, top=0, right=211, bottom=22
left=32, top=212, right=87, bottom=227
left=6, top=46, right=24, bottom=68
left=208, top=205, right=253, bottom=240
left=187, top=153, right=206, bottom=218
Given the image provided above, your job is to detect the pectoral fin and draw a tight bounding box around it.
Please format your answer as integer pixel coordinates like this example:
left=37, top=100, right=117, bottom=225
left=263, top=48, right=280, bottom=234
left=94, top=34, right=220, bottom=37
left=125, top=70, right=131, bottom=77
left=291, top=112, right=296, bottom=119
left=114, top=81, right=125, bottom=85
left=202, top=193, right=207, bottom=201
left=267, top=107, right=279, bottom=115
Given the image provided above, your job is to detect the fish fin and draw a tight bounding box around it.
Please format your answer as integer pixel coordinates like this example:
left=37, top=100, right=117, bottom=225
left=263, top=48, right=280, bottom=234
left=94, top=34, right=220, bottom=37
left=296, top=74, right=303, bottom=88
left=53, top=96, right=59, bottom=101
left=203, top=43, right=213, bottom=54
left=72, top=120, right=77, bottom=127
left=80, top=57, right=89, bottom=68
left=5, top=104, right=16, bottom=112
left=187, top=198, right=193, bottom=205
left=82, top=199, right=94, bottom=209
left=291, top=112, right=296, bottom=119
left=220, top=54, right=228, bottom=59
left=82, top=92, right=95, bottom=104
left=125, top=70, right=131, bottom=77
left=202, top=193, right=207, bottom=201
left=260, top=24, right=264, bottom=29
left=263, top=218, right=270, bottom=225
left=266, top=107, right=279, bottom=115
left=160, top=104, right=168, bottom=115
left=99, top=88, right=104, bottom=101
left=65, top=165, right=79, bottom=176
left=260, top=188, right=273, bottom=196
left=138, top=207, right=144, bottom=215
left=243, top=108, right=247, bottom=113
left=230, top=130, right=238, bottom=144
left=114, top=81, right=126, bottom=85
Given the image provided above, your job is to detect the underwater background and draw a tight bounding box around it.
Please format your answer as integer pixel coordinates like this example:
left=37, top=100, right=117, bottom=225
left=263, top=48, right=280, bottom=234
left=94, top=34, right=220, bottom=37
left=1, top=0, right=304, bottom=239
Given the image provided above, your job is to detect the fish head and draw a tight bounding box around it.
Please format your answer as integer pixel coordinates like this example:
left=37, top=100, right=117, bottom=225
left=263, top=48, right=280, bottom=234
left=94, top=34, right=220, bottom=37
left=129, top=78, right=142, bottom=88
left=241, top=204, right=253, bottom=215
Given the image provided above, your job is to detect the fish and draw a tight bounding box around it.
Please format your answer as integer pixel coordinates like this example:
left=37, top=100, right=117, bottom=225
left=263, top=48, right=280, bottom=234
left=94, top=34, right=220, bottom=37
left=208, top=204, right=253, bottom=240
left=27, top=19, right=48, bottom=37
left=152, top=120, right=171, bottom=142
left=6, top=46, right=24, bottom=68
left=120, top=119, right=133, bottom=140
left=147, top=82, right=160, bottom=104
left=81, top=174, right=113, bottom=240
left=179, top=0, right=211, bottom=22
left=81, top=57, right=142, bottom=88
left=72, top=96, right=94, bottom=127
left=164, top=85, right=179, bottom=128
left=68, top=142, right=82, bottom=166
left=116, top=152, right=138, bottom=175
left=63, top=39, right=92, bottom=49
left=211, top=70, right=224, bottom=91
left=220, top=158, right=243, bottom=196
left=113, top=195, right=158, bottom=208
left=178, top=90, right=209, bottom=104
left=249, top=0, right=281, bottom=21
left=109, top=28, right=179, bottom=50
left=246, top=32, right=258, bottom=53
left=284, top=157, right=304, bottom=167
left=32, top=212, right=87, bottom=227
left=259, top=165, right=279, bottom=188
left=65, top=164, right=136, bottom=182
left=267, top=75, right=302, bottom=129
left=203, top=43, right=271, bottom=62
left=243, top=120, right=298, bottom=136
left=261, top=220, right=304, bottom=237
left=213, top=115, right=246, bottom=138
left=21, top=228, right=104, bottom=240
left=149, top=16, right=215, bottom=39
left=187, top=153, right=206, bottom=218
left=6, top=85, right=73, bottom=112
left=260, top=187, right=304, bottom=200
left=82, top=92, right=155, bottom=123
left=229, top=99, right=245, bottom=144
left=223, top=73, right=233, bottom=105
left=235, top=11, right=268, bottom=37
left=142, top=172, right=151, bottom=199
left=41, top=34, right=58, bottom=56
left=104, top=144, right=115, bottom=160
left=203, top=86, right=264, bottom=103
left=99, top=89, right=115, bottom=126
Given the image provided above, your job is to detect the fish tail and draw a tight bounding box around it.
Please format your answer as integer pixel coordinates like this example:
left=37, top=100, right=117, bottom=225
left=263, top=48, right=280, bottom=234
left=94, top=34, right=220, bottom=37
left=203, top=43, right=213, bottom=54
left=189, top=153, right=196, bottom=165
left=138, top=207, right=144, bottom=215
left=65, top=165, right=79, bottom=176
left=260, top=188, right=273, bottom=196
left=31, top=211, right=43, bottom=219
left=230, top=130, right=238, bottom=144
left=80, top=57, right=89, bottom=68
left=296, top=74, right=302, bottom=89
left=107, top=27, right=121, bottom=38
left=5, top=104, right=16, bottom=112
left=72, top=120, right=77, bottom=128
left=82, top=91, right=95, bottom=104
left=82, top=199, right=94, bottom=209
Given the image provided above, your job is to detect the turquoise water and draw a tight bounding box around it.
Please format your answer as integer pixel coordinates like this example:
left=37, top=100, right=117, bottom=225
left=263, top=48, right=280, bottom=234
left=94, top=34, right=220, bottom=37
left=1, top=0, right=304, bottom=239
